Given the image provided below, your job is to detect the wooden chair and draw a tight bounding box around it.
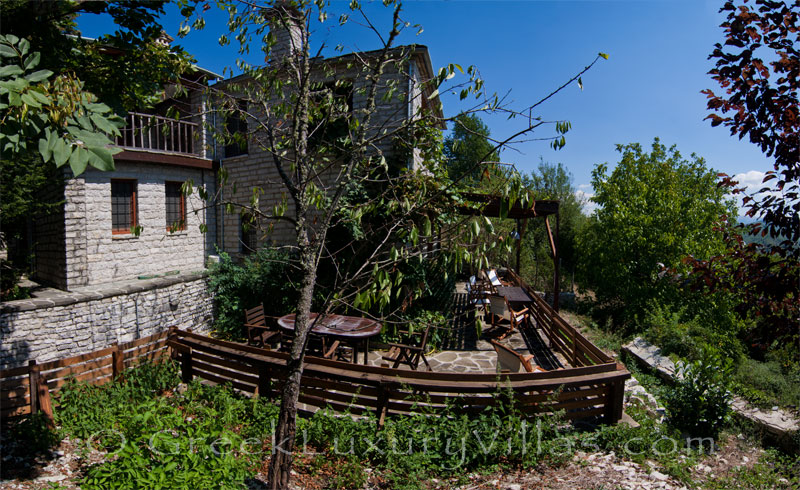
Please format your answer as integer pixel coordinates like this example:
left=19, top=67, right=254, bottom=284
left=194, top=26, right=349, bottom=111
left=382, top=324, right=433, bottom=371
left=488, top=295, right=530, bottom=339
left=490, top=340, right=545, bottom=374
left=245, top=304, right=281, bottom=348
left=486, top=269, right=505, bottom=291
left=466, top=279, right=490, bottom=315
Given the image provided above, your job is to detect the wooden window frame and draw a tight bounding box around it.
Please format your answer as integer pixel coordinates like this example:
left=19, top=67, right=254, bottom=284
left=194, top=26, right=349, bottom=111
left=165, top=181, right=187, bottom=232
left=111, top=179, right=138, bottom=235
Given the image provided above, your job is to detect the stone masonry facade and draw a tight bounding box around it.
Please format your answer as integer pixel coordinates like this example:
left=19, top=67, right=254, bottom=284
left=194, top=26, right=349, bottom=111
left=0, top=272, right=212, bottom=369
left=218, top=49, right=434, bottom=255
left=33, top=161, right=216, bottom=290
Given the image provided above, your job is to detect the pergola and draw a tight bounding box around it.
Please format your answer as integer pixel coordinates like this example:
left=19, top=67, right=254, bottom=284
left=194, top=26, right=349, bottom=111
left=458, top=191, right=562, bottom=310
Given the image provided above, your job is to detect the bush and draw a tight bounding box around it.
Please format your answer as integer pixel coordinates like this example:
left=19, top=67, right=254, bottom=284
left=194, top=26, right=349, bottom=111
left=641, top=299, right=746, bottom=362
left=207, top=248, right=297, bottom=339
left=663, top=348, right=733, bottom=439
left=733, top=357, right=800, bottom=409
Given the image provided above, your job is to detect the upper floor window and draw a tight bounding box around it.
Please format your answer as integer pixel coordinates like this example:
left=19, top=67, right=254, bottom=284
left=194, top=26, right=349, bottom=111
left=165, top=181, right=186, bottom=232
left=224, top=101, right=248, bottom=158
left=111, top=179, right=137, bottom=234
left=240, top=213, right=258, bottom=255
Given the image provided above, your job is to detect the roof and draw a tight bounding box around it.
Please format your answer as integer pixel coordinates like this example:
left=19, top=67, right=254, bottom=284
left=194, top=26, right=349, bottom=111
left=215, top=44, right=445, bottom=127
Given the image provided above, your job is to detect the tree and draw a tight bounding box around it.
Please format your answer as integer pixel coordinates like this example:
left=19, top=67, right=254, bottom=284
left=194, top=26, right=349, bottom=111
left=685, top=0, right=799, bottom=347
left=580, top=139, right=736, bottom=326
left=520, top=160, right=586, bottom=292
left=444, top=112, right=498, bottom=183
left=181, top=1, right=607, bottom=486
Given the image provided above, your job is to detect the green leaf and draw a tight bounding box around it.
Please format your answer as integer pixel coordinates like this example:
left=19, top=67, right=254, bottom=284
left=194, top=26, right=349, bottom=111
left=90, top=113, right=120, bottom=135
left=577, top=77, right=583, bottom=91
left=599, top=52, right=609, bottom=60
left=52, top=138, right=71, bottom=167
left=20, top=92, right=41, bottom=108
left=69, top=146, right=88, bottom=176
left=23, top=51, right=40, bottom=71
left=0, top=43, right=16, bottom=58
left=38, top=136, right=51, bottom=162
left=24, top=69, right=52, bottom=83
left=0, top=64, right=23, bottom=78
left=87, top=146, right=116, bottom=171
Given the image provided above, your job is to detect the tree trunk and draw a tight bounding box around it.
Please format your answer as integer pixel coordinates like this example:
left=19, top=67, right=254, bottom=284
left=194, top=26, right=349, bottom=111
left=266, top=238, right=316, bottom=489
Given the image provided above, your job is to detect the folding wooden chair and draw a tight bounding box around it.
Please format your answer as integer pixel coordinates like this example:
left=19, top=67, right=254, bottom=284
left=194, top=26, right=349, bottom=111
left=382, top=324, right=433, bottom=371
left=488, top=295, right=530, bottom=339
left=490, top=340, right=545, bottom=374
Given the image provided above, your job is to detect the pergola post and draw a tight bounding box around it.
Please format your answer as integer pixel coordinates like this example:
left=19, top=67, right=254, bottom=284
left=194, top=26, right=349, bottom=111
left=554, top=211, right=560, bottom=311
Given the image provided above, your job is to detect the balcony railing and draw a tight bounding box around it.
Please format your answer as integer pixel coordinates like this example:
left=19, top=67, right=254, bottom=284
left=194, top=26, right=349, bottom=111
left=116, top=112, right=199, bottom=156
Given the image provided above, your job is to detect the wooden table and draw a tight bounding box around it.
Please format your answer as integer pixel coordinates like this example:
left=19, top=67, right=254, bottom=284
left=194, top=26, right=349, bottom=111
left=277, top=313, right=382, bottom=364
left=494, top=286, right=534, bottom=305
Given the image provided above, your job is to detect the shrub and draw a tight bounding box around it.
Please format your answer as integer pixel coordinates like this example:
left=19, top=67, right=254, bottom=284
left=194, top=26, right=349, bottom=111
left=733, top=357, right=800, bottom=409
left=207, top=248, right=297, bottom=339
left=663, top=348, right=733, bottom=439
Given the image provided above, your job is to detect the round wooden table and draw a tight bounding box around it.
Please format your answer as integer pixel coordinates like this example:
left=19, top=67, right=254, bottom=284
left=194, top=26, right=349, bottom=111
left=277, top=313, right=382, bottom=364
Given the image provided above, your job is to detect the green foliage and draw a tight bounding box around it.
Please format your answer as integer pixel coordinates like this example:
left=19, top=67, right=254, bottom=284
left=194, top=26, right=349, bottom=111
left=0, top=0, right=193, bottom=114
left=55, top=361, right=180, bottom=439
left=520, top=160, right=587, bottom=292
left=207, top=248, right=297, bottom=339
left=0, top=34, right=123, bottom=176
left=732, top=357, right=800, bottom=410
left=580, top=138, right=736, bottom=327
left=0, top=259, right=29, bottom=301
left=444, top=112, right=499, bottom=183
left=640, top=299, right=747, bottom=362
left=663, top=348, right=733, bottom=439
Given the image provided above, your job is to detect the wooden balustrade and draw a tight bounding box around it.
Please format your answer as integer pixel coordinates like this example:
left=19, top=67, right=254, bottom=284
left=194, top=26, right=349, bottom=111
left=116, top=112, right=199, bottom=156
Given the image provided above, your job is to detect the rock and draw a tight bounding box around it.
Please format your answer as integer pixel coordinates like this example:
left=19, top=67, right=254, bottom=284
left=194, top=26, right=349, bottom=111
left=621, top=337, right=679, bottom=383
left=649, top=471, right=668, bottom=481
left=506, top=484, right=522, bottom=490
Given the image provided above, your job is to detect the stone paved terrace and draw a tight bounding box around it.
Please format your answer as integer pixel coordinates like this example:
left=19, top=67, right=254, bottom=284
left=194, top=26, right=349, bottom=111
left=358, top=283, right=568, bottom=374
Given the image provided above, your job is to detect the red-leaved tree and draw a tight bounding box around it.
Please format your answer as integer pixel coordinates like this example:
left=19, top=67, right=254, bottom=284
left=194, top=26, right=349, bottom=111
left=686, top=0, right=799, bottom=349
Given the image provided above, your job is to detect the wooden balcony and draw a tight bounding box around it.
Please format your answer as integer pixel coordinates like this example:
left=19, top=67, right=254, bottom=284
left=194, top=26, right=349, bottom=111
left=116, top=112, right=200, bottom=157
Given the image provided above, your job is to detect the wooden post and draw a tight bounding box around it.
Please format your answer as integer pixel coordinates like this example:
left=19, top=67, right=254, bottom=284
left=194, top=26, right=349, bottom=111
left=375, top=383, right=390, bottom=429
left=112, top=343, right=125, bottom=380
left=571, top=326, right=579, bottom=367
left=28, top=360, right=38, bottom=415
left=256, top=363, right=271, bottom=398
left=554, top=211, right=560, bottom=311
left=604, top=379, right=625, bottom=424
left=181, top=348, right=193, bottom=384
left=36, top=375, right=54, bottom=426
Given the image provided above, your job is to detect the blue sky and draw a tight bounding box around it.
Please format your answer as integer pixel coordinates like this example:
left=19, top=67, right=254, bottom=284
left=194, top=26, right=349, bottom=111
left=78, top=1, right=773, bottom=212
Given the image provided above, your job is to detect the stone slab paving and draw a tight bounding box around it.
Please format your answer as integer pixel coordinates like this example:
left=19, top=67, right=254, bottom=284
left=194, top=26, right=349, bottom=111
left=360, top=282, right=565, bottom=374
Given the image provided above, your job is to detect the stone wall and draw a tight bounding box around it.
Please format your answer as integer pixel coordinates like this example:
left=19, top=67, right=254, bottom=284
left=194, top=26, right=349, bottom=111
left=0, top=272, right=212, bottom=369
left=77, top=161, right=214, bottom=286
left=217, top=53, right=425, bottom=253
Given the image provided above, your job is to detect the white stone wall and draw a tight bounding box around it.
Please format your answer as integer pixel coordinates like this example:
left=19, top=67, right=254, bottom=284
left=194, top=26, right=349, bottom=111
left=0, top=274, right=212, bottom=369
left=75, top=161, right=214, bottom=286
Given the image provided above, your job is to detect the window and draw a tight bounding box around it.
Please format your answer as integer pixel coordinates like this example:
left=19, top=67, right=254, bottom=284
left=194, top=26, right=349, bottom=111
left=224, top=101, right=248, bottom=158
left=165, top=181, right=186, bottom=232
left=308, top=81, right=353, bottom=152
left=111, top=179, right=137, bottom=234
left=240, top=214, right=258, bottom=254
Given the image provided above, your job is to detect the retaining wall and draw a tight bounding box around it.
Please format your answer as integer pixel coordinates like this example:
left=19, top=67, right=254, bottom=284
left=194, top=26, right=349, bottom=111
left=0, top=272, right=212, bottom=369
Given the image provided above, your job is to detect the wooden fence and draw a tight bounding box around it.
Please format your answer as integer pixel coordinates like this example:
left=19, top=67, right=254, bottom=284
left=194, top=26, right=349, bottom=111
left=505, top=269, right=614, bottom=368
left=0, top=330, right=169, bottom=420
left=168, top=328, right=630, bottom=426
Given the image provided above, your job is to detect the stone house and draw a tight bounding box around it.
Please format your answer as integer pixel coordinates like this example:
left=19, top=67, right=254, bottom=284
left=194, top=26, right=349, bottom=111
left=31, top=68, right=220, bottom=291
left=0, top=15, right=444, bottom=368
left=214, top=7, right=444, bottom=254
